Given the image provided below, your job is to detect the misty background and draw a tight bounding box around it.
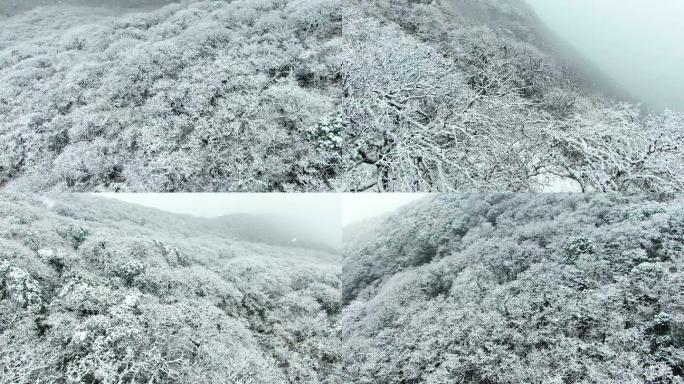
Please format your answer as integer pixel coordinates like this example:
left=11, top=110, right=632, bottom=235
left=97, top=193, right=432, bottom=248
left=100, top=193, right=343, bottom=250
left=0, top=0, right=181, bottom=14
left=342, top=194, right=429, bottom=227
left=526, top=0, right=684, bottom=112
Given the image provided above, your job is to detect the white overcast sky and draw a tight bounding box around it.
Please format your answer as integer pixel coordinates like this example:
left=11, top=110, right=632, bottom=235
left=341, top=193, right=430, bottom=226
left=526, top=0, right=684, bottom=111
left=98, top=193, right=430, bottom=241
left=99, top=193, right=343, bottom=248
left=98, top=193, right=340, bottom=219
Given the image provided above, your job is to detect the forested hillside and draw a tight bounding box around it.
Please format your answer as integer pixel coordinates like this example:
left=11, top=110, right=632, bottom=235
left=0, top=0, right=682, bottom=192
left=0, top=194, right=342, bottom=383
left=341, top=194, right=684, bottom=383
left=342, top=0, right=684, bottom=192
left=0, top=0, right=342, bottom=191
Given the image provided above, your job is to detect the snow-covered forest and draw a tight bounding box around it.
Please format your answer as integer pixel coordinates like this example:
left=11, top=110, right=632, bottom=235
left=341, top=193, right=684, bottom=383
left=0, top=194, right=342, bottom=383
left=0, top=0, right=682, bottom=192
left=0, top=0, right=343, bottom=191
left=3, top=193, right=682, bottom=383
left=2, top=0, right=682, bottom=381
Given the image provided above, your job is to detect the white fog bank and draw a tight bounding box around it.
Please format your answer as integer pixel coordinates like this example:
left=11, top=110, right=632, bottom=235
left=526, top=0, right=684, bottom=112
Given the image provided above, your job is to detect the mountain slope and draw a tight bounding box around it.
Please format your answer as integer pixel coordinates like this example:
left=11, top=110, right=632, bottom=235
left=0, top=194, right=342, bottom=383
left=341, top=193, right=684, bottom=383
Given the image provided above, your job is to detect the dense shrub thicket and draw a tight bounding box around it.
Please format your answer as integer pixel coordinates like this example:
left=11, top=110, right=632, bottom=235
left=0, top=0, right=342, bottom=191
left=342, top=194, right=684, bottom=383
left=0, top=194, right=342, bottom=383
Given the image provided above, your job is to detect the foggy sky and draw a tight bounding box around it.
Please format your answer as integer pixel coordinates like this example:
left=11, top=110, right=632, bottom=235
left=99, top=193, right=343, bottom=250
left=342, top=194, right=430, bottom=226
left=99, top=193, right=431, bottom=245
left=526, top=0, right=684, bottom=112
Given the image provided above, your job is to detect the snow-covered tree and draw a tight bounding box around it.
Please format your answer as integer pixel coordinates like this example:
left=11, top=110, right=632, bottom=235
left=340, top=0, right=684, bottom=193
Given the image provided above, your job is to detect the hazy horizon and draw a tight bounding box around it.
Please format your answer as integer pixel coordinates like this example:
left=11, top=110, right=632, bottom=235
left=97, top=193, right=433, bottom=247
left=526, top=0, right=684, bottom=112
left=98, top=193, right=343, bottom=250
left=342, top=194, right=430, bottom=227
